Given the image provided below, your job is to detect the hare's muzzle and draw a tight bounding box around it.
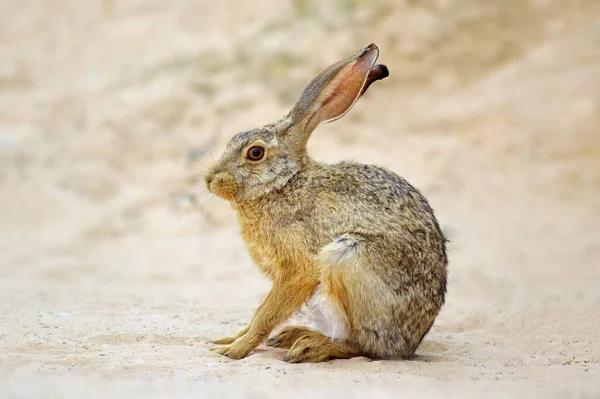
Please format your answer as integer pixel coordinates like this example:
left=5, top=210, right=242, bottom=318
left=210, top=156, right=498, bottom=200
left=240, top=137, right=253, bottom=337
left=205, top=171, right=239, bottom=201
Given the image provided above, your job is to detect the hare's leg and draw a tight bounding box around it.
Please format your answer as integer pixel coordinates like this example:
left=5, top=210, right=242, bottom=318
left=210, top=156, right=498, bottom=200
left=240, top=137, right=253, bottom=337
left=318, top=233, right=429, bottom=359
left=211, top=273, right=318, bottom=359
left=282, top=331, right=359, bottom=363
left=211, top=289, right=275, bottom=344
left=267, top=326, right=315, bottom=349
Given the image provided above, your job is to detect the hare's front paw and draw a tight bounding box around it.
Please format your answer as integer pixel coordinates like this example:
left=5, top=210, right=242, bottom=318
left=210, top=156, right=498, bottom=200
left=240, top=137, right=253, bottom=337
left=210, top=342, right=253, bottom=360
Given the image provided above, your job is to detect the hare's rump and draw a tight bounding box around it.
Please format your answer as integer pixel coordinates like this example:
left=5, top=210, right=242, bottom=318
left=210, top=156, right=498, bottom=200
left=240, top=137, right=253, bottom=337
left=309, top=233, right=440, bottom=359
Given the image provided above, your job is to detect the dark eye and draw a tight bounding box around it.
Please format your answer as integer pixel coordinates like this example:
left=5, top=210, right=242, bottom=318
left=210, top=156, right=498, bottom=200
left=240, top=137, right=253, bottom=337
left=247, top=146, right=265, bottom=161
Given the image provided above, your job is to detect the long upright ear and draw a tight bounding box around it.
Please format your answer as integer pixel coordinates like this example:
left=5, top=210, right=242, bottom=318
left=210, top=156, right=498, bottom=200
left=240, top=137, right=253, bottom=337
left=285, top=43, right=389, bottom=147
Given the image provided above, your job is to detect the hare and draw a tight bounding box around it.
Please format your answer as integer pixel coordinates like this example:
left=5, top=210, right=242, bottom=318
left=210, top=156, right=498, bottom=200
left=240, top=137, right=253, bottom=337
left=205, top=44, right=448, bottom=363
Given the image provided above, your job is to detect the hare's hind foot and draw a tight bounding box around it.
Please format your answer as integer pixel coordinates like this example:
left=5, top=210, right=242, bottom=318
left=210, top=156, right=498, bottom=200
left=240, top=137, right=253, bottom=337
left=267, top=326, right=314, bottom=349
left=282, top=331, right=359, bottom=363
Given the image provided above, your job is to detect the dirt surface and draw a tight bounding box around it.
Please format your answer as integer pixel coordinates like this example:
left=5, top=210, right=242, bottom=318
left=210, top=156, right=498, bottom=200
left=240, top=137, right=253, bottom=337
left=1, top=0, right=600, bottom=397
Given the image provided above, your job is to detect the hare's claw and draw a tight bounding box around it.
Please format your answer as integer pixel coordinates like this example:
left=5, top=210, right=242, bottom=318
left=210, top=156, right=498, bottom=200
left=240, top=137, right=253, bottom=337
left=211, top=326, right=249, bottom=345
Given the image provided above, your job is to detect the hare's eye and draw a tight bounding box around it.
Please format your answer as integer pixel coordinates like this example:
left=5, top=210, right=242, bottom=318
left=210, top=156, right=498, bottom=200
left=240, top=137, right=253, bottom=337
left=247, top=146, right=265, bottom=161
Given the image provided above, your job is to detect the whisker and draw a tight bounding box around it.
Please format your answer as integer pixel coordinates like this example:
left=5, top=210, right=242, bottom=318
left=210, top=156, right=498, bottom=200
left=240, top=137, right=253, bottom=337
left=189, top=186, right=217, bottom=215
left=232, top=195, right=247, bottom=231
left=240, top=199, right=264, bottom=242
left=185, top=174, right=208, bottom=183
left=207, top=149, right=217, bottom=164
left=234, top=195, right=262, bottom=242
left=191, top=186, right=209, bottom=199
left=185, top=162, right=211, bottom=180
left=246, top=199, right=271, bottom=244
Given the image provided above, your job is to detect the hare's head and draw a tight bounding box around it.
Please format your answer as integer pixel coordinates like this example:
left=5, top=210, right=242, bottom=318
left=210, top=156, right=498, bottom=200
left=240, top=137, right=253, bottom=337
left=205, top=43, right=388, bottom=202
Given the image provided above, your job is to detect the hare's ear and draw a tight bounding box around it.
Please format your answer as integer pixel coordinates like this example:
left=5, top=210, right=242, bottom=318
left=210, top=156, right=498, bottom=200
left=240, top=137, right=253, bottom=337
left=285, top=43, right=388, bottom=147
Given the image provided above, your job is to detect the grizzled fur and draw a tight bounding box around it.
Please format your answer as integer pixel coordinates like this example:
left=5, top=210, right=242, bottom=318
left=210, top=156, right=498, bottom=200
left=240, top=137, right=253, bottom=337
left=205, top=44, right=448, bottom=363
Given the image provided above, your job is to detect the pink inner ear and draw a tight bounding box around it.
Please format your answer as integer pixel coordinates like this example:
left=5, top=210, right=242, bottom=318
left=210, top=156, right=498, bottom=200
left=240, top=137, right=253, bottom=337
left=321, top=65, right=361, bottom=108
left=317, top=61, right=372, bottom=124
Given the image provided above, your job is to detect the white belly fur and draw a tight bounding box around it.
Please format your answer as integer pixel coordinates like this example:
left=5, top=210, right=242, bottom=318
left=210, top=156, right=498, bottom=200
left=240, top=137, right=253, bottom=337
left=306, top=288, right=349, bottom=340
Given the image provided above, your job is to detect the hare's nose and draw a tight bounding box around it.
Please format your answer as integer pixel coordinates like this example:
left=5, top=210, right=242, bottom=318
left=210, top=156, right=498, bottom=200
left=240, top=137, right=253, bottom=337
left=205, top=174, right=214, bottom=190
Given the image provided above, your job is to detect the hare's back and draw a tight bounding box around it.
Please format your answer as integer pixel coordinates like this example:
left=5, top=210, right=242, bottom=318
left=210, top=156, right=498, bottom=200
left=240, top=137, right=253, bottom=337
left=315, top=162, right=437, bottom=225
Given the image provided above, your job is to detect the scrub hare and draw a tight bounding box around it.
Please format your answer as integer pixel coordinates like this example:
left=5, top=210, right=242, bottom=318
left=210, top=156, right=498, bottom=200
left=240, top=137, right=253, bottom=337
left=205, top=44, right=447, bottom=362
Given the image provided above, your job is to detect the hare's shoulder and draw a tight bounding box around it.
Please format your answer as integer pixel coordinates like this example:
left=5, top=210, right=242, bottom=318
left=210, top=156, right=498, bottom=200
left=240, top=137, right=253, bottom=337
left=312, top=161, right=416, bottom=198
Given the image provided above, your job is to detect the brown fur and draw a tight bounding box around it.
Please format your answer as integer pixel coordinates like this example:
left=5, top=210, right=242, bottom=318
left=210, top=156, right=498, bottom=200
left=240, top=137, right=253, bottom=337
left=205, top=44, right=448, bottom=362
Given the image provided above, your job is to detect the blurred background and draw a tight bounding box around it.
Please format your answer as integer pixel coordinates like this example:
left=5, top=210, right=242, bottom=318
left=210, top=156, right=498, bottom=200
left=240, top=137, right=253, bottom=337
left=1, top=0, right=599, bottom=397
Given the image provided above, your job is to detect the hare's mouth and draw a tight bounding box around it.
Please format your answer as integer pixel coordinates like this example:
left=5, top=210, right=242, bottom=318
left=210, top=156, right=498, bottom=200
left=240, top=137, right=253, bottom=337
left=210, top=187, right=236, bottom=201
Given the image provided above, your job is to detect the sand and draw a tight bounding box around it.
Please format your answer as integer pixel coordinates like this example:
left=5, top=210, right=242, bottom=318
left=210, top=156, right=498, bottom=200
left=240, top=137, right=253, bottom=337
left=1, top=0, right=599, bottom=397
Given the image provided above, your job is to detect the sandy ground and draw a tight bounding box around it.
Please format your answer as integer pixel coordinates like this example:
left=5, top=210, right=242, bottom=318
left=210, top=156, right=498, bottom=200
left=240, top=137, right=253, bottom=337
left=1, top=0, right=600, bottom=397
